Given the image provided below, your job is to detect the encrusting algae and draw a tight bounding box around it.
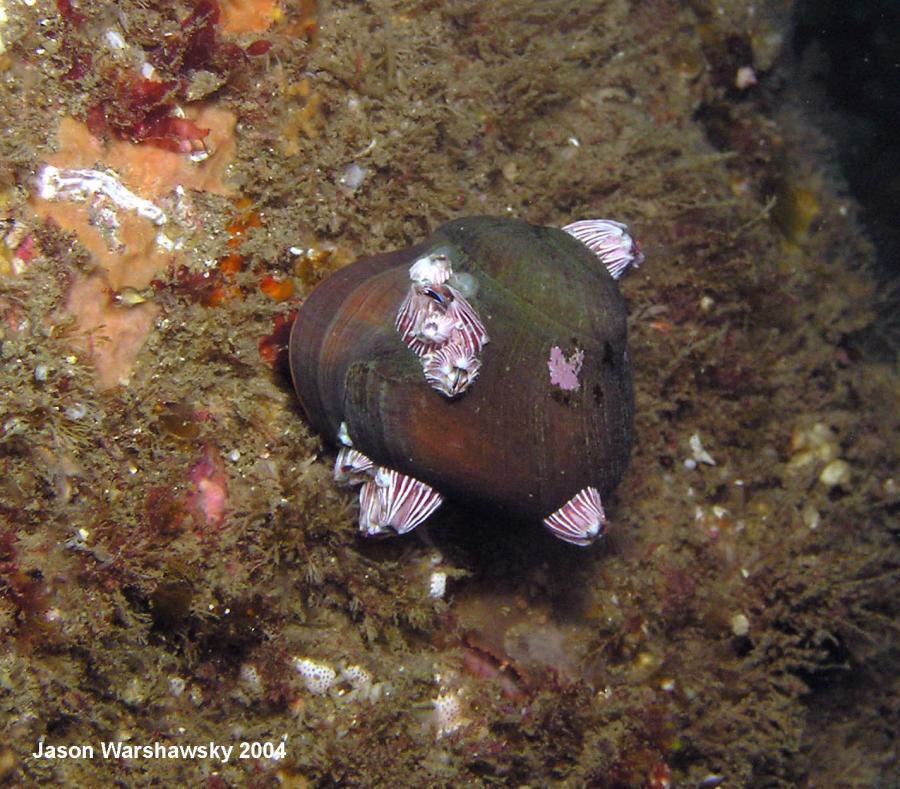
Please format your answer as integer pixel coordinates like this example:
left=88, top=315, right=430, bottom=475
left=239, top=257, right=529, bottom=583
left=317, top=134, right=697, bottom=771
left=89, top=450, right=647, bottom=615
left=29, top=109, right=237, bottom=389
left=0, top=1, right=897, bottom=787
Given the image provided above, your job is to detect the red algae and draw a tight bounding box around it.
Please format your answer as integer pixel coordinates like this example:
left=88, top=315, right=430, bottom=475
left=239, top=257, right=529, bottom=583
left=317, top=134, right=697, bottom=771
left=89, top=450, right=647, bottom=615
left=258, top=310, right=296, bottom=369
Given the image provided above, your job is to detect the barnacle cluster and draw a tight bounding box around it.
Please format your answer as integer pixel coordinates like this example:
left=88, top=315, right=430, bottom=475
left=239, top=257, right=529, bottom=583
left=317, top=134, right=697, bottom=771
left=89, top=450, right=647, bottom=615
left=395, top=252, right=489, bottom=398
left=332, top=424, right=444, bottom=537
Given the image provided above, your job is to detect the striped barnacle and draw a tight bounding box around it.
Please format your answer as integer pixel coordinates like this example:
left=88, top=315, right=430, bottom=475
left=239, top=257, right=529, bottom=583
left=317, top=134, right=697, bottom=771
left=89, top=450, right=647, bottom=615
left=418, top=311, right=458, bottom=347
left=422, top=342, right=482, bottom=398
left=562, top=219, right=643, bottom=279
left=358, top=467, right=444, bottom=537
left=543, top=487, right=607, bottom=546
left=333, top=447, right=375, bottom=485
left=333, top=425, right=444, bottom=536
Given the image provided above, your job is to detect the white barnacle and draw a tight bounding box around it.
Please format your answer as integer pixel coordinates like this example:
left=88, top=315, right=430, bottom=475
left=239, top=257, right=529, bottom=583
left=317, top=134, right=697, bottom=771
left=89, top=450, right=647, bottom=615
left=409, top=251, right=453, bottom=285
left=447, top=271, right=478, bottom=298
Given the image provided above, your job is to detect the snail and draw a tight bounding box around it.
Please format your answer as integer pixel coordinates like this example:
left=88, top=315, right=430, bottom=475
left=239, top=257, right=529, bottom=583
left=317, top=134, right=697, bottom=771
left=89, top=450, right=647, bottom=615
left=289, top=215, right=641, bottom=545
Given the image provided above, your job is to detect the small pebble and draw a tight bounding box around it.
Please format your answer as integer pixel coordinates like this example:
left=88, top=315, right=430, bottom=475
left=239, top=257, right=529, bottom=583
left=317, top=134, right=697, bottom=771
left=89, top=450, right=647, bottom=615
left=731, top=613, right=750, bottom=637
left=819, top=459, right=851, bottom=488
left=802, top=504, right=820, bottom=530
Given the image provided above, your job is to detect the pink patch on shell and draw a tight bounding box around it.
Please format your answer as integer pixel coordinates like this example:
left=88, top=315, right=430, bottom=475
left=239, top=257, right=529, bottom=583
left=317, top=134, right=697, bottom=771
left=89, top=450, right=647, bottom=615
left=548, top=346, right=584, bottom=391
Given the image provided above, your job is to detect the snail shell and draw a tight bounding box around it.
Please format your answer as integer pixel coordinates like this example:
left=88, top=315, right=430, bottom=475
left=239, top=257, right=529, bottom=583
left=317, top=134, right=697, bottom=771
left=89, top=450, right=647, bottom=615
left=290, top=216, right=634, bottom=543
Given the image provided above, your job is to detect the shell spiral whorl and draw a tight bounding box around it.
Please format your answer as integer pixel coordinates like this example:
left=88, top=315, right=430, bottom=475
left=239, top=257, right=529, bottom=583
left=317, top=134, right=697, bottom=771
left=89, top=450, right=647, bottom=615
left=289, top=215, right=638, bottom=545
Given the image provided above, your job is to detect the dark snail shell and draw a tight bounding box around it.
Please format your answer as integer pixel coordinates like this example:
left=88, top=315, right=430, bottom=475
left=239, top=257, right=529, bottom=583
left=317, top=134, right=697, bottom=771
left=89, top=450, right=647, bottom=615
left=289, top=216, right=634, bottom=533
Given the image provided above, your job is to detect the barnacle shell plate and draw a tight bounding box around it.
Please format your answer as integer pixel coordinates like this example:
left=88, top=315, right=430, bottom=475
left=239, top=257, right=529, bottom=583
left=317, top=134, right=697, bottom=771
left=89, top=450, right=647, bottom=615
left=290, top=216, right=634, bottom=524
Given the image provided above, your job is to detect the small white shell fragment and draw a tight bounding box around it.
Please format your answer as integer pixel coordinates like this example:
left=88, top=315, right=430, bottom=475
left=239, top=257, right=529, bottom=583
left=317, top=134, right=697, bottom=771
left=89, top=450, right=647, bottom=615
left=789, top=423, right=838, bottom=468
left=35, top=165, right=167, bottom=226
left=105, top=29, right=127, bottom=51
left=338, top=162, right=367, bottom=193
left=428, top=571, right=447, bottom=600
left=66, top=403, right=87, bottom=421
left=735, top=65, right=758, bottom=90
left=689, top=433, right=716, bottom=466
left=292, top=658, right=337, bottom=695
